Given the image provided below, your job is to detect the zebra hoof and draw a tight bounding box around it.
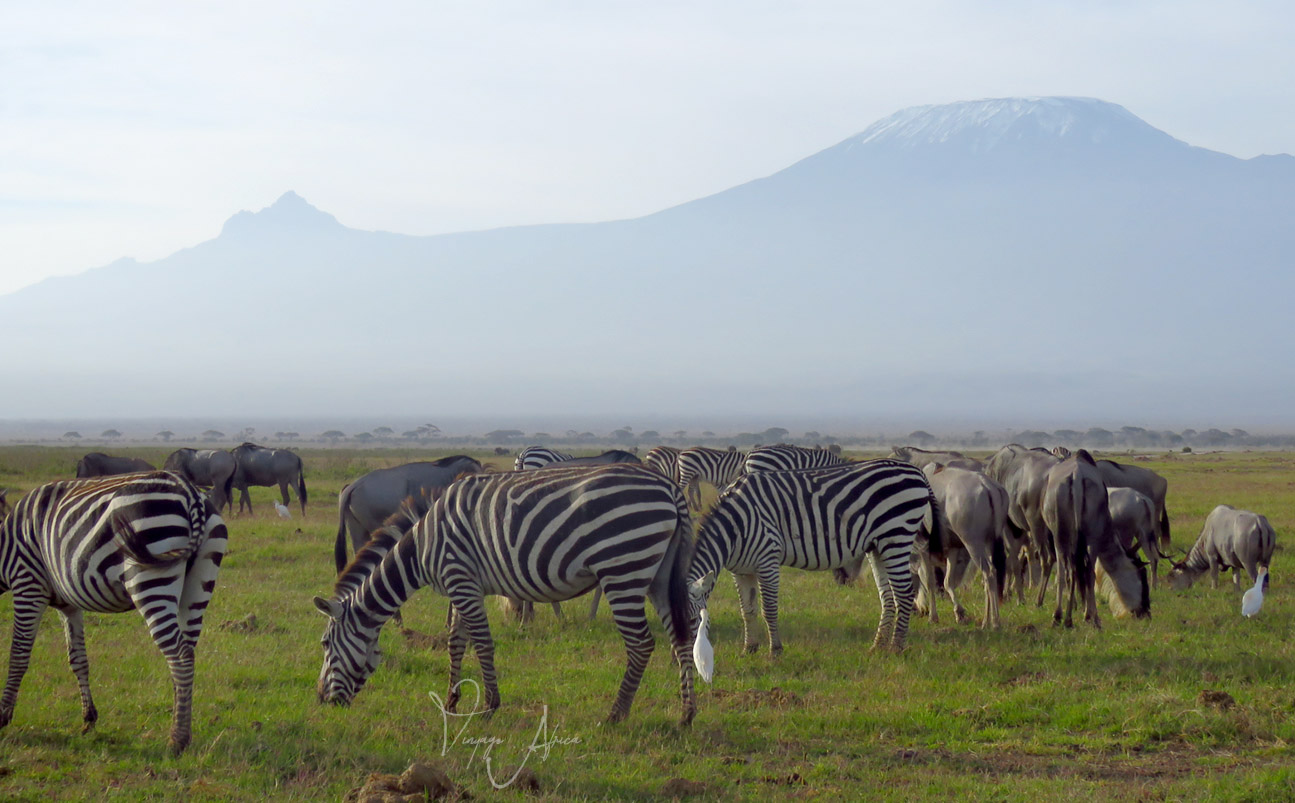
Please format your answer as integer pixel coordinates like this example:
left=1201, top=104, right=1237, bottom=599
left=0, top=705, right=12, bottom=729
left=166, top=733, right=190, bottom=757
left=769, top=646, right=784, bottom=659
left=605, top=709, right=628, bottom=725
left=743, top=643, right=759, bottom=655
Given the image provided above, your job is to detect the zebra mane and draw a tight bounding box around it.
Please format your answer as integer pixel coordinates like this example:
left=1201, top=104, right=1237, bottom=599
left=332, top=493, right=435, bottom=598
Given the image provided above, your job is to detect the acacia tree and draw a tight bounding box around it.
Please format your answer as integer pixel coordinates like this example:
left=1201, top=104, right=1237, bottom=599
left=156, top=430, right=175, bottom=442
left=101, top=429, right=122, bottom=439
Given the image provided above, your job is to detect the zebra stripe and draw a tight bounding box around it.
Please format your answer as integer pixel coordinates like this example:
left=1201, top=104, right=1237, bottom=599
left=0, top=472, right=227, bottom=756
left=514, top=446, right=573, bottom=471
left=643, top=446, right=681, bottom=484
left=743, top=444, right=851, bottom=474
left=687, top=459, right=936, bottom=656
left=676, top=447, right=747, bottom=510
left=314, top=464, right=696, bottom=725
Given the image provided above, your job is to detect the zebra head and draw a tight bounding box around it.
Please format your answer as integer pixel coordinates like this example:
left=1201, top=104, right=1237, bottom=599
left=313, top=595, right=382, bottom=705
left=686, top=570, right=717, bottom=621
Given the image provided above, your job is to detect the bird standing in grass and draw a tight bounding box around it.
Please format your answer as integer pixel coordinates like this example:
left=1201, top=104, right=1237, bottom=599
left=273, top=499, right=291, bottom=520
left=1242, top=567, right=1267, bottom=617
left=693, top=608, right=714, bottom=683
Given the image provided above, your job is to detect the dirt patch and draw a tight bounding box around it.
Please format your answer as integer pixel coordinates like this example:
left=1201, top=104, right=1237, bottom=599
left=401, top=627, right=449, bottom=650
left=711, top=687, right=803, bottom=709
left=219, top=614, right=258, bottom=633
left=1004, top=671, right=1047, bottom=686
left=1199, top=689, right=1236, bottom=710
left=343, top=762, right=463, bottom=802
left=661, top=778, right=708, bottom=797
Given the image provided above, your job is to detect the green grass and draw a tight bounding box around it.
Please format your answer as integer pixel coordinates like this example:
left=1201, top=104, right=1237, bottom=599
left=2, top=447, right=1295, bottom=800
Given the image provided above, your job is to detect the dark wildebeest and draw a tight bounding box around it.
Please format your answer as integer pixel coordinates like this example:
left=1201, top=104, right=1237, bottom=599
left=1042, top=450, right=1150, bottom=628
left=75, top=453, right=156, bottom=478
left=334, top=456, right=483, bottom=573
left=916, top=464, right=1010, bottom=628
left=890, top=446, right=984, bottom=473
left=985, top=444, right=1060, bottom=602
left=230, top=442, right=307, bottom=516
left=1168, top=505, right=1275, bottom=591
left=164, top=448, right=237, bottom=514
left=1093, top=459, right=1171, bottom=552
left=1107, top=487, right=1162, bottom=588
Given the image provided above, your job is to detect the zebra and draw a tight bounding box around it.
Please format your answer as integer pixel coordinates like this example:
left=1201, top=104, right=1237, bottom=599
left=314, top=464, right=697, bottom=726
left=742, top=444, right=852, bottom=474
left=0, top=472, right=228, bottom=755
left=676, top=447, right=747, bottom=510
left=513, top=446, right=573, bottom=471
left=643, top=446, right=681, bottom=484
left=687, top=460, right=940, bottom=661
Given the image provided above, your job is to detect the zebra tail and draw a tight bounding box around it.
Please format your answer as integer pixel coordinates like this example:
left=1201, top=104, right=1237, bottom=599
left=111, top=511, right=194, bottom=566
left=667, top=507, right=695, bottom=648
left=925, top=492, right=946, bottom=558
left=334, top=484, right=353, bottom=574
left=298, top=461, right=309, bottom=514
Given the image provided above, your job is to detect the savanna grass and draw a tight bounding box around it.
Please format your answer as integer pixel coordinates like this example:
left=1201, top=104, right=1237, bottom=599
left=0, top=447, right=1294, bottom=800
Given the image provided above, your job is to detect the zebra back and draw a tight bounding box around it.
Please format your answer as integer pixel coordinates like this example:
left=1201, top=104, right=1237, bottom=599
left=691, top=459, right=934, bottom=579
left=678, top=448, right=746, bottom=489
left=514, top=446, right=573, bottom=471
left=743, top=444, right=851, bottom=474
left=643, top=446, right=681, bottom=483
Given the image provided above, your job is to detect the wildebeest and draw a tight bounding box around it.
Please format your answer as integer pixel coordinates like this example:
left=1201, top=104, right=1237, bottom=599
left=334, top=456, right=483, bottom=573
left=1107, top=487, right=1162, bottom=588
left=985, top=444, right=1061, bottom=602
left=1168, top=505, right=1275, bottom=591
left=1042, top=450, right=1149, bottom=627
left=75, top=453, right=156, bottom=478
left=163, top=448, right=237, bottom=514
left=917, top=464, right=1010, bottom=628
left=890, top=446, right=984, bottom=473
left=1094, top=459, right=1171, bottom=551
left=230, top=442, right=307, bottom=515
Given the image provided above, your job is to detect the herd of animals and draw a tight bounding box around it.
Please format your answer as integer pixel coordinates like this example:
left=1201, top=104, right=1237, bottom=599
left=0, top=441, right=1280, bottom=757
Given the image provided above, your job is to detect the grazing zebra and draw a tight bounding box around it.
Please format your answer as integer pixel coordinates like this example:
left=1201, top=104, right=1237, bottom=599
left=643, top=446, right=681, bottom=484
left=743, top=444, right=852, bottom=474
left=314, top=464, right=697, bottom=725
left=677, top=447, right=747, bottom=510
left=513, top=446, right=572, bottom=471
left=687, top=459, right=939, bottom=661
left=0, top=472, right=228, bottom=755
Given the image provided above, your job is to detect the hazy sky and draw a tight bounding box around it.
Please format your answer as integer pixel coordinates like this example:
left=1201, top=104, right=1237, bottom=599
left=3, top=1, right=1293, bottom=296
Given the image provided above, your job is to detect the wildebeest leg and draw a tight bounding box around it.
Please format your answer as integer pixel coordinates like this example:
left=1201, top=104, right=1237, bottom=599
left=237, top=485, right=253, bottom=515
left=910, top=538, right=940, bottom=624
left=966, top=546, right=1000, bottom=629
left=1033, top=521, right=1055, bottom=607
left=732, top=572, right=761, bottom=653
left=587, top=588, right=602, bottom=621
left=943, top=547, right=971, bottom=624
left=1209, top=559, right=1220, bottom=589
left=278, top=480, right=291, bottom=511
left=755, top=562, right=782, bottom=656
left=550, top=602, right=564, bottom=621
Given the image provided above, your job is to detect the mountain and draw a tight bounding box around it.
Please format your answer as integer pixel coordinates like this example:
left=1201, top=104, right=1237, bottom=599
left=4, top=97, right=1293, bottom=424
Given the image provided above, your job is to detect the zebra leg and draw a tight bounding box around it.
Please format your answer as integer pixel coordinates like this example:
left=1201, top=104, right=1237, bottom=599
left=0, top=589, right=49, bottom=730
left=755, top=563, right=783, bottom=656
left=867, top=553, right=896, bottom=650
left=731, top=573, right=761, bottom=653
left=56, top=606, right=99, bottom=733
left=125, top=564, right=194, bottom=754
left=587, top=588, right=602, bottom=621
left=603, top=592, right=654, bottom=724
left=550, top=602, right=564, bottom=621
left=445, top=606, right=469, bottom=712
left=449, top=591, right=500, bottom=716
left=646, top=580, right=696, bottom=726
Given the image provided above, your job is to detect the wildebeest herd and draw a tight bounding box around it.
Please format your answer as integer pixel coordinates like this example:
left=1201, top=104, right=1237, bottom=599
left=0, top=441, right=1279, bottom=755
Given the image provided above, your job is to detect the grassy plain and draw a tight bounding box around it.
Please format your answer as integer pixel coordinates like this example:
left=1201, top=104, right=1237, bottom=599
left=1, top=446, right=1294, bottom=801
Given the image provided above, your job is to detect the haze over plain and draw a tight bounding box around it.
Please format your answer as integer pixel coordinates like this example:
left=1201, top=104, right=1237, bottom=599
left=4, top=4, right=1293, bottom=429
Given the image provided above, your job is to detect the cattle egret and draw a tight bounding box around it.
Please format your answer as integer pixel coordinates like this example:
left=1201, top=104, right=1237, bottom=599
left=273, top=500, right=291, bottom=520
left=693, top=608, right=714, bottom=683
left=1242, top=567, right=1267, bottom=617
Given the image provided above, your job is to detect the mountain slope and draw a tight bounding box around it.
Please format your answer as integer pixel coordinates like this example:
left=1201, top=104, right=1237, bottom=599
left=4, top=98, right=1293, bottom=423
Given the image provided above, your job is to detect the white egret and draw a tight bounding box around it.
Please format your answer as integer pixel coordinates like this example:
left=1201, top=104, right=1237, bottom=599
left=693, top=608, right=714, bottom=683
left=273, top=499, right=291, bottom=520
left=1242, top=567, right=1267, bottom=617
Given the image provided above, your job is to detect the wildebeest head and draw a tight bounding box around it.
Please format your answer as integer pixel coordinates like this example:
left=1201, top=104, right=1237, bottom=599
left=1096, top=550, right=1152, bottom=619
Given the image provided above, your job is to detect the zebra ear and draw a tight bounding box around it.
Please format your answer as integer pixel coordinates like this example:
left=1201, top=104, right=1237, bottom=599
left=313, top=596, right=342, bottom=618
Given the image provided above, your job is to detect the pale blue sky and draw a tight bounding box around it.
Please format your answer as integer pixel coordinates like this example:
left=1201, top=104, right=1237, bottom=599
left=3, top=1, right=1292, bottom=295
